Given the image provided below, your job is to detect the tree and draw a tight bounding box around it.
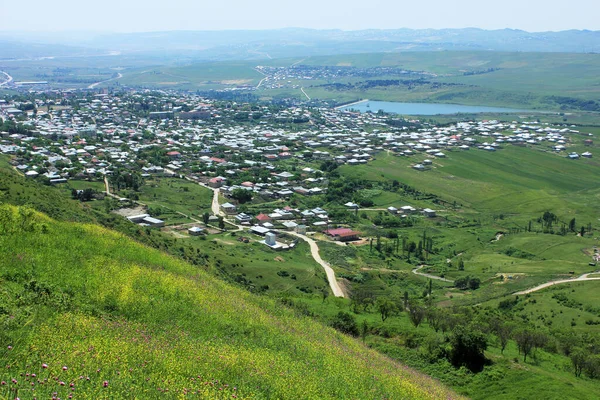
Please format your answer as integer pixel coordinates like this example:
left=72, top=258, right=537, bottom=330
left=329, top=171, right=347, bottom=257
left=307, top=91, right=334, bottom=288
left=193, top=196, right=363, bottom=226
left=571, top=348, right=587, bottom=378
left=331, top=312, right=359, bottom=336
left=202, top=212, right=210, bottom=225
left=569, top=218, right=577, bottom=232
left=231, top=189, right=252, bottom=204
left=376, top=298, right=396, bottom=322
left=427, top=307, right=444, bottom=332
left=407, top=302, right=425, bottom=328
left=458, top=258, right=465, bottom=271
left=218, top=216, right=225, bottom=230
left=321, top=287, right=329, bottom=303
left=468, top=277, right=481, bottom=290
left=514, top=329, right=535, bottom=362
left=360, top=320, right=369, bottom=343
left=449, top=326, right=488, bottom=372
left=490, top=318, right=513, bottom=354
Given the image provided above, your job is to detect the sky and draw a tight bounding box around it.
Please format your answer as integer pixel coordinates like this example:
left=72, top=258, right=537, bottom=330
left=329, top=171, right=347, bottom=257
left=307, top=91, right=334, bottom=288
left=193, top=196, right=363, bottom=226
left=0, top=0, right=598, bottom=33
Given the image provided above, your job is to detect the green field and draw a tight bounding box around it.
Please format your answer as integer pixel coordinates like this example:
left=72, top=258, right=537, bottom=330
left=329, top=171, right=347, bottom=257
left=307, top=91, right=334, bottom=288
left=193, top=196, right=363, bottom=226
left=119, top=177, right=214, bottom=221
left=119, top=62, right=263, bottom=89
left=340, top=146, right=600, bottom=220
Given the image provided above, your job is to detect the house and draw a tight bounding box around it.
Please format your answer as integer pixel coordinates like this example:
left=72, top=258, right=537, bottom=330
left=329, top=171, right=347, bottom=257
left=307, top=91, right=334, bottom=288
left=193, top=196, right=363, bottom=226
left=188, top=227, right=204, bottom=236
left=221, top=202, right=237, bottom=214
left=400, top=205, right=416, bottom=215
left=413, top=164, right=425, bottom=171
left=142, top=216, right=165, bottom=228
left=209, top=177, right=225, bottom=188
left=387, top=206, right=398, bottom=214
left=250, top=225, right=271, bottom=236
left=296, top=224, right=307, bottom=235
left=325, top=227, right=360, bottom=242
left=345, top=202, right=359, bottom=209
left=275, top=171, right=295, bottom=181
left=167, top=151, right=181, bottom=159
left=235, top=213, right=253, bottom=224
left=281, top=221, right=298, bottom=230
left=256, top=213, right=272, bottom=224
left=127, top=214, right=150, bottom=223
left=582, top=152, right=593, bottom=158
left=422, top=208, right=436, bottom=218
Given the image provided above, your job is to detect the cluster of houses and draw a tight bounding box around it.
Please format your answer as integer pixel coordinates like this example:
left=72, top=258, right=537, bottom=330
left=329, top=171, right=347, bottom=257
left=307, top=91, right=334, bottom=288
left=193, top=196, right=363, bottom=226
left=1, top=90, right=595, bottom=249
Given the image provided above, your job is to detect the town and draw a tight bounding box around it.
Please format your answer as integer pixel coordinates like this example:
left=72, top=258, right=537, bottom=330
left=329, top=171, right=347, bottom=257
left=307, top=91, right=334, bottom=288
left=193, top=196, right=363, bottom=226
left=1, top=88, right=595, bottom=295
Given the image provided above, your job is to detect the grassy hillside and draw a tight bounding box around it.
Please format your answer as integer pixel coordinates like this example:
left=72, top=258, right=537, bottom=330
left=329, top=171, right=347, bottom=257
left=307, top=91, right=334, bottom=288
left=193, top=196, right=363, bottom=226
left=339, top=146, right=600, bottom=220
left=0, top=204, right=459, bottom=399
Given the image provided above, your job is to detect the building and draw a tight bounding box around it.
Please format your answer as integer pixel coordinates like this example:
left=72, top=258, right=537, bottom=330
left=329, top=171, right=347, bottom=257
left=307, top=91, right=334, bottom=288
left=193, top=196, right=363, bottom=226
left=250, top=225, right=271, bottom=236
left=422, top=208, right=437, bottom=218
left=188, top=227, right=204, bottom=236
left=325, top=227, right=360, bottom=242
left=265, top=232, right=276, bottom=246
left=235, top=213, right=253, bottom=224
left=221, top=202, right=237, bottom=214
left=209, top=177, right=225, bottom=188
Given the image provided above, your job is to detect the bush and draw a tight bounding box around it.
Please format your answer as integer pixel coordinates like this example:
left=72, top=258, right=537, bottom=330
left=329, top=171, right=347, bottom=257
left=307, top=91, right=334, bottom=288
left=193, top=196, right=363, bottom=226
left=331, top=311, right=359, bottom=336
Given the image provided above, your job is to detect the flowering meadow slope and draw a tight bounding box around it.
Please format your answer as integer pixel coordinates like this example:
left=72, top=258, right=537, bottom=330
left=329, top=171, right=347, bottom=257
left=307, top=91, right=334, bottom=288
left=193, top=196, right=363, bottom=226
left=0, top=205, right=461, bottom=399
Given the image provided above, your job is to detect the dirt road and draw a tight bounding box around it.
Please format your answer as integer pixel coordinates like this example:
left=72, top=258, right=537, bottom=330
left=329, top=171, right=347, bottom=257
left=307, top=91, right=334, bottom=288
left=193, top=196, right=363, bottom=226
left=513, top=272, right=600, bottom=295
left=283, top=231, right=345, bottom=297
left=412, top=265, right=454, bottom=283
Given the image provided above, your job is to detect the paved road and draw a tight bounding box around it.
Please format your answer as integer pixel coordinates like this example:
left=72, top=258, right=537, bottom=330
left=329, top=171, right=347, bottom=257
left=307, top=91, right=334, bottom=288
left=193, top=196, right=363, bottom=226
left=513, top=272, right=600, bottom=295
left=283, top=231, right=346, bottom=298
left=412, top=265, right=454, bottom=283
left=88, top=72, right=123, bottom=89
left=0, top=71, right=13, bottom=87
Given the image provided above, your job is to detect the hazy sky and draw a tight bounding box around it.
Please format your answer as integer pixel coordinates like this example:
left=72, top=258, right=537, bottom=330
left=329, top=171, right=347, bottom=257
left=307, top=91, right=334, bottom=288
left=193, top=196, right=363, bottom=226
left=1, top=0, right=598, bottom=32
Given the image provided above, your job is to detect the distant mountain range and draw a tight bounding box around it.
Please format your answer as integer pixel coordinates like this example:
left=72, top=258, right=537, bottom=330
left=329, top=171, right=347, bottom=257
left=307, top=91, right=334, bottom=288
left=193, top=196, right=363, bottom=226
left=1, top=28, right=599, bottom=62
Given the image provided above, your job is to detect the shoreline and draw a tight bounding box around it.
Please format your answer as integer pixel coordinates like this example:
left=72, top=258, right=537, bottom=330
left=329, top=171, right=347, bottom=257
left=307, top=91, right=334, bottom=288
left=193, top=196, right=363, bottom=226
left=334, top=99, right=369, bottom=110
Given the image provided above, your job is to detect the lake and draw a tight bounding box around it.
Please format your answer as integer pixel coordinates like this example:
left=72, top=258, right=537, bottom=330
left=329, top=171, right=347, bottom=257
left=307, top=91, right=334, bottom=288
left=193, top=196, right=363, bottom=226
left=338, top=100, right=526, bottom=115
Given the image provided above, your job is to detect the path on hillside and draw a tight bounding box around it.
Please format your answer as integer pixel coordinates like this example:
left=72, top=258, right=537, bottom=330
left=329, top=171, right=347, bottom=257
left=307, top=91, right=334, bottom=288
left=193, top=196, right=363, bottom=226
left=0, top=71, right=13, bottom=87
left=513, top=272, right=600, bottom=295
left=282, top=231, right=346, bottom=298
left=412, top=265, right=454, bottom=283
left=88, top=72, right=123, bottom=89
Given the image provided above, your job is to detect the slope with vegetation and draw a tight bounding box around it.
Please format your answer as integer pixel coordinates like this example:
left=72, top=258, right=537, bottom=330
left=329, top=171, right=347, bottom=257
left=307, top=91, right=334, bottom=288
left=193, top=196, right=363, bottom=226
left=0, top=203, right=459, bottom=399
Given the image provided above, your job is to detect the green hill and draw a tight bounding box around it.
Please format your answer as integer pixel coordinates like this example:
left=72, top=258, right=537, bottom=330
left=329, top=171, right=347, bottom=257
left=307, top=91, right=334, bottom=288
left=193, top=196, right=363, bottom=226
left=0, top=204, right=459, bottom=399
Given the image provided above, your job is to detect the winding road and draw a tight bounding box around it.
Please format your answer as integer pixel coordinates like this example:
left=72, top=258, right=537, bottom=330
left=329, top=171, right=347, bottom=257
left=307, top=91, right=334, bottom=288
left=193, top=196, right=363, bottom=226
left=282, top=231, right=346, bottom=298
left=0, top=71, right=13, bottom=87
left=412, top=265, right=454, bottom=283
left=88, top=72, right=123, bottom=89
left=513, top=272, right=600, bottom=295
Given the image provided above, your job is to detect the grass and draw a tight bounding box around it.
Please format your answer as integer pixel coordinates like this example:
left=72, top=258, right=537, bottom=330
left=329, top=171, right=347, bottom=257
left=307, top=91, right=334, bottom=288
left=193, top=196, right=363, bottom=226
left=119, top=62, right=263, bottom=89
left=122, top=177, right=214, bottom=219
left=190, top=232, right=330, bottom=295
left=481, top=281, right=600, bottom=333
left=340, top=147, right=600, bottom=221
left=0, top=204, right=459, bottom=399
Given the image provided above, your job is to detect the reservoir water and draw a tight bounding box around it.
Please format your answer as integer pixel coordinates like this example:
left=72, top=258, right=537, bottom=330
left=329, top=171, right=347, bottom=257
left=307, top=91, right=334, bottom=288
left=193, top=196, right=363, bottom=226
left=339, top=100, right=526, bottom=115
